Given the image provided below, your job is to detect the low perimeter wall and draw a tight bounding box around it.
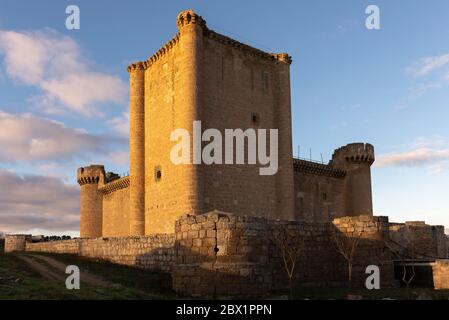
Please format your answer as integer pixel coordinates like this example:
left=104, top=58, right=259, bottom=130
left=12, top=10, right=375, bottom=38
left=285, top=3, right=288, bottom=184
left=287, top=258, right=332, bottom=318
left=4, top=212, right=420, bottom=297
left=172, top=213, right=395, bottom=297
left=433, top=260, right=449, bottom=289
left=25, top=234, right=175, bottom=273
left=5, top=234, right=32, bottom=253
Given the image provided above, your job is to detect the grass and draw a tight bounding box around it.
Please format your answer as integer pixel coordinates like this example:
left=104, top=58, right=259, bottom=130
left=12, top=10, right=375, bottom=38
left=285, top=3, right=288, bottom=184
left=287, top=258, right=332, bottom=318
left=35, top=252, right=175, bottom=296
left=0, top=252, right=175, bottom=300
left=3, top=251, right=449, bottom=300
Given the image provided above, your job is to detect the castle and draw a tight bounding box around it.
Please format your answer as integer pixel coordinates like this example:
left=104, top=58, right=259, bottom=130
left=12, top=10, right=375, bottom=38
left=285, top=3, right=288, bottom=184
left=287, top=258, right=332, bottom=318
left=5, top=10, right=449, bottom=297
left=77, top=10, right=375, bottom=238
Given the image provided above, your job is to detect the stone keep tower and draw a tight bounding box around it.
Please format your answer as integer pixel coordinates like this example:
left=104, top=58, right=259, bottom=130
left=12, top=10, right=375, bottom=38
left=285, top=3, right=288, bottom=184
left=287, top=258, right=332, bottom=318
left=127, top=9, right=295, bottom=234
left=330, top=143, right=375, bottom=216
left=77, top=165, right=105, bottom=238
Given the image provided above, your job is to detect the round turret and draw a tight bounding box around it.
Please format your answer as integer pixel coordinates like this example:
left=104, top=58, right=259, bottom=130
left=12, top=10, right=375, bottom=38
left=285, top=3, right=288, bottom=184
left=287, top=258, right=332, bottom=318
left=331, top=143, right=374, bottom=169
left=330, top=143, right=374, bottom=217
left=77, top=165, right=105, bottom=238
left=176, top=10, right=206, bottom=30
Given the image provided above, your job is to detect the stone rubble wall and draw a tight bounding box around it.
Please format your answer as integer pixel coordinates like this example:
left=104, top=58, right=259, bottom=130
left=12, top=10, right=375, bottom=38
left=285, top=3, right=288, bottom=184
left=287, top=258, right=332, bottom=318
left=432, top=260, right=449, bottom=289
left=332, top=215, right=395, bottom=288
left=25, top=234, right=175, bottom=273
left=4, top=234, right=32, bottom=253
left=173, top=212, right=396, bottom=298
left=6, top=212, right=447, bottom=298
left=389, top=221, right=448, bottom=259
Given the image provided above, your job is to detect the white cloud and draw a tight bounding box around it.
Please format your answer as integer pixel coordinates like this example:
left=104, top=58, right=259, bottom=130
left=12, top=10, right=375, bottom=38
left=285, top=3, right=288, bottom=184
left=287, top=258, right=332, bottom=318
left=376, top=148, right=449, bottom=167
left=375, top=137, right=449, bottom=174
left=407, top=53, right=449, bottom=77
left=0, top=169, right=79, bottom=234
left=0, top=29, right=127, bottom=117
left=107, top=112, right=129, bottom=137
left=0, top=111, right=125, bottom=163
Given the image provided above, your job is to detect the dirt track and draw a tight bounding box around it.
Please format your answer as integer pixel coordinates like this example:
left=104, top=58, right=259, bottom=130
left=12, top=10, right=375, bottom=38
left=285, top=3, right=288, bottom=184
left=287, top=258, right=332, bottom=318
left=16, top=254, right=120, bottom=288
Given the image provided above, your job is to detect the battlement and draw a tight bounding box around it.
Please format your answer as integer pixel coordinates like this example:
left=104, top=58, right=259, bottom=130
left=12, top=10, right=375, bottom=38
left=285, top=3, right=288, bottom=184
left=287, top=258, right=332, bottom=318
left=127, top=61, right=145, bottom=73
left=99, top=176, right=130, bottom=195
left=176, top=9, right=207, bottom=29
left=331, top=143, right=375, bottom=166
left=293, top=158, right=346, bottom=178
left=77, top=165, right=105, bottom=186
left=127, top=9, right=292, bottom=74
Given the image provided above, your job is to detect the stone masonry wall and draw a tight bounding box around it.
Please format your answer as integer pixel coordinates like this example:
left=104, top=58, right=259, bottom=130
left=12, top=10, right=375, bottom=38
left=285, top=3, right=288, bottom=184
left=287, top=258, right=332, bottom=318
left=389, top=221, right=448, bottom=259
left=172, top=212, right=396, bottom=298
left=332, top=215, right=395, bottom=288
left=25, top=234, right=175, bottom=272
left=5, top=234, right=31, bottom=253
left=102, top=184, right=131, bottom=237
left=432, top=260, right=449, bottom=289
left=293, top=167, right=345, bottom=222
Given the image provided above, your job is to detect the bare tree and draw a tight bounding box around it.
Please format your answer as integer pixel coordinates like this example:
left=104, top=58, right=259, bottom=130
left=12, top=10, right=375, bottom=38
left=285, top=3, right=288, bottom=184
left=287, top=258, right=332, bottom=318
left=401, top=239, right=416, bottom=300
left=270, top=225, right=304, bottom=299
left=332, top=221, right=367, bottom=290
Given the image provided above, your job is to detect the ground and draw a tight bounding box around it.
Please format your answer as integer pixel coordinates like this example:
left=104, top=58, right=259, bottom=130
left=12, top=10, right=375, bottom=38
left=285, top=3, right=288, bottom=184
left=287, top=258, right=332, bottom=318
left=0, top=251, right=174, bottom=299
left=1, top=251, right=449, bottom=300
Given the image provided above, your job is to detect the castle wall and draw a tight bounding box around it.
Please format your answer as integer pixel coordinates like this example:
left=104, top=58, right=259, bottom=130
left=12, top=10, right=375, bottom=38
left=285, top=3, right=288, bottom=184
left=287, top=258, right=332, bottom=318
left=25, top=234, right=175, bottom=273
left=199, top=36, right=275, bottom=219
left=100, top=177, right=131, bottom=237
left=4, top=234, right=31, bottom=253
left=433, top=260, right=449, bottom=289
left=173, top=212, right=395, bottom=298
left=389, top=221, right=448, bottom=259
left=293, top=160, right=346, bottom=222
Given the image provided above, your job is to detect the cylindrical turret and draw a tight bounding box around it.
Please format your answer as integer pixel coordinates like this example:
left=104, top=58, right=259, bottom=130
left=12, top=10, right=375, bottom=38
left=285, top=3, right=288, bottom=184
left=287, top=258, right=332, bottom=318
left=331, top=143, right=375, bottom=217
left=275, top=53, right=295, bottom=220
left=128, top=62, right=145, bottom=235
left=77, top=165, right=105, bottom=238
left=175, top=10, right=205, bottom=215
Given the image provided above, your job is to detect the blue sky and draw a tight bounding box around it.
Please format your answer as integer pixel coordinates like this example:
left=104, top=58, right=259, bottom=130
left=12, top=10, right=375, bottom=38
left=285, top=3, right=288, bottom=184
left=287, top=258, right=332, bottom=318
left=1, top=0, right=449, bottom=235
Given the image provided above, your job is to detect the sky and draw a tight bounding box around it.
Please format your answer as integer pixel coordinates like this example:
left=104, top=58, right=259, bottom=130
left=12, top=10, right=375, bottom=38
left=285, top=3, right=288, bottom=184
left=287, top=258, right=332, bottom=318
left=0, top=0, right=449, bottom=236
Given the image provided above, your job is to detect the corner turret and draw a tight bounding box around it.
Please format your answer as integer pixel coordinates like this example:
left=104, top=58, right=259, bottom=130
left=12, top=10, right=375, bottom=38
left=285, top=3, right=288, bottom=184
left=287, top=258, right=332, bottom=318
left=331, top=143, right=374, bottom=217
left=77, top=165, right=105, bottom=238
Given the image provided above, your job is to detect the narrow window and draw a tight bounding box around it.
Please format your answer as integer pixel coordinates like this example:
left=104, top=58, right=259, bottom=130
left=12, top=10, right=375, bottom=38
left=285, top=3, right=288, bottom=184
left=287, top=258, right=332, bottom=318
left=154, top=166, right=162, bottom=182
left=251, top=112, right=260, bottom=127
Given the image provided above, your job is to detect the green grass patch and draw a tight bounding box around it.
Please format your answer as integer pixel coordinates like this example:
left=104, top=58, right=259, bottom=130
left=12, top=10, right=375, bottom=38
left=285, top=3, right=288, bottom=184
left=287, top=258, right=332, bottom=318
left=0, top=252, right=174, bottom=300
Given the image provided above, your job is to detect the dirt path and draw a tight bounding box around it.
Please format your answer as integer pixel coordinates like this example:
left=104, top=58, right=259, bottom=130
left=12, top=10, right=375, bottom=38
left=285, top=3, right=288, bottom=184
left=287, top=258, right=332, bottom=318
left=16, top=255, right=66, bottom=283
left=17, top=254, right=120, bottom=288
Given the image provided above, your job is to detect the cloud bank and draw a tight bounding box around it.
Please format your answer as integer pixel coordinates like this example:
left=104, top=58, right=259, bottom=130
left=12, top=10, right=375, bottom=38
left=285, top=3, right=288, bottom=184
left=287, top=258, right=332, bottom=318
left=0, top=111, right=125, bottom=163
left=0, top=169, right=79, bottom=234
left=375, top=137, right=449, bottom=175
left=0, top=29, right=127, bottom=116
